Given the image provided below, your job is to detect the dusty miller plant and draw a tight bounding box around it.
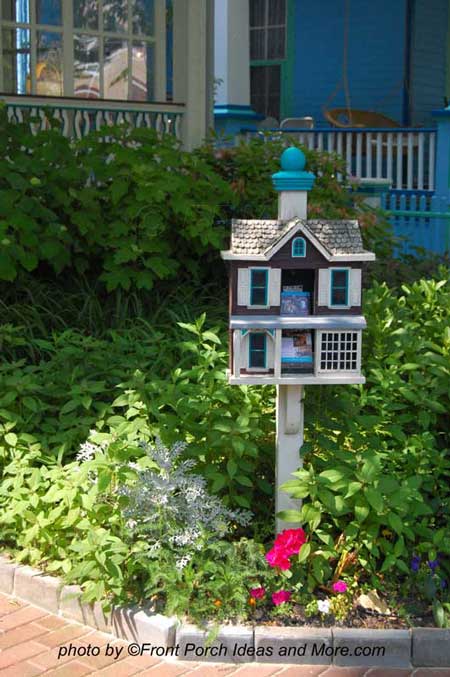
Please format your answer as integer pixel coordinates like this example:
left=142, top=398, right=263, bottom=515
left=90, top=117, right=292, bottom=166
left=119, top=439, right=252, bottom=569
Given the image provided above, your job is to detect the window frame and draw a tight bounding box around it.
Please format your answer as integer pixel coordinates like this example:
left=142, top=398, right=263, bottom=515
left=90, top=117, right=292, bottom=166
left=248, top=331, right=267, bottom=370
left=249, top=0, right=288, bottom=121
left=0, top=0, right=160, bottom=100
left=316, top=330, right=361, bottom=374
left=291, top=236, right=306, bottom=257
left=249, top=266, right=269, bottom=308
left=329, top=267, right=350, bottom=309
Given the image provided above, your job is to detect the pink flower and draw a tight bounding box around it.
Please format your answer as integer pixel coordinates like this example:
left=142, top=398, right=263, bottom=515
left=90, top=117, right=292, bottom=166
left=274, top=528, right=307, bottom=557
left=272, top=590, right=292, bottom=606
left=265, top=547, right=291, bottom=570
left=250, top=587, right=266, bottom=599
left=332, top=580, right=348, bottom=593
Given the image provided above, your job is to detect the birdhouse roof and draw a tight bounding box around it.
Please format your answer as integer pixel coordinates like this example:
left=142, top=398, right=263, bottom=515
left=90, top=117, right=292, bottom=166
left=223, top=218, right=375, bottom=261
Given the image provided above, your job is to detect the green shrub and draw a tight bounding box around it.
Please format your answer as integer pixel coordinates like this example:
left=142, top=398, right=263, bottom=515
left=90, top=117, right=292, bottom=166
left=0, top=108, right=231, bottom=290
left=281, top=273, right=450, bottom=588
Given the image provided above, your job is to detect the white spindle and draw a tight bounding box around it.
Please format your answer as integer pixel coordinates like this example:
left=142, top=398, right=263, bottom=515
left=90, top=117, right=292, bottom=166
left=407, top=133, right=414, bottom=190
left=336, top=133, right=343, bottom=181
left=376, top=133, right=382, bottom=178
left=387, top=133, right=393, bottom=181
left=396, top=133, right=403, bottom=190
left=366, top=132, right=372, bottom=178
left=345, top=132, right=352, bottom=175
left=317, top=132, right=323, bottom=151
left=417, top=132, right=424, bottom=190
left=74, top=111, right=83, bottom=138
left=356, top=134, right=362, bottom=178
left=428, top=133, right=435, bottom=191
left=83, top=111, right=90, bottom=136
left=328, top=132, right=335, bottom=153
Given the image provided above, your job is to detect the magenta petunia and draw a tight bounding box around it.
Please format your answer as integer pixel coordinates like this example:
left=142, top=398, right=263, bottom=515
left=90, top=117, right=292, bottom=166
left=273, top=528, right=307, bottom=557
left=265, top=547, right=291, bottom=570
left=332, top=580, right=348, bottom=593
left=250, top=587, right=266, bottom=599
left=272, top=590, right=292, bottom=605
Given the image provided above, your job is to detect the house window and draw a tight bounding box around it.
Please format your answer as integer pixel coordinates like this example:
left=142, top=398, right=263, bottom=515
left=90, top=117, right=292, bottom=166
left=249, top=332, right=266, bottom=368
left=250, top=0, right=286, bottom=60
left=319, top=331, right=360, bottom=372
left=249, top=0, right=286, bottom=121
left=250, top=268, right=268, bottom=306
left=330, top=269, right=349, bottom=307
left=0, top=0, right=157, bottom=100
left=292, top=237, right=306, bottom=257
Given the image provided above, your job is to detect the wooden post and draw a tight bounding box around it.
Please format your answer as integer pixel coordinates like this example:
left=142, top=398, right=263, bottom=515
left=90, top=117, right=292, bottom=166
left=275, top=384, right=304, bottom=534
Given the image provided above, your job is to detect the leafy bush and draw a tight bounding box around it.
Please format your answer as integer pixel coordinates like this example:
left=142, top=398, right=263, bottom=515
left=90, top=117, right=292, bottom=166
left=0, top=437, right=269, bottom=622
left=280, top=273, right=450, bottom=589
left=0, top=107, right=231, bottom=289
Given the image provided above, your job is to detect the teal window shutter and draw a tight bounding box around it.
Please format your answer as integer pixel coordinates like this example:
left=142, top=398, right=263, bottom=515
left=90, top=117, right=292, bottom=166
left=249, top=333, right=266, bottom=368
left=250, top=268, right=269, bottom=305
left=292, top=237, right=306, bottom=257
left=330, top=269, right=349, bottom=306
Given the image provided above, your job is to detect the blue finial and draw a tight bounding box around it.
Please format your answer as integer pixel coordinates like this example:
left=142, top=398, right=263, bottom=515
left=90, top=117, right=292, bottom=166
left=271, top=146, right=315, bottom=192
left=280, top=147, right=306, bottom=172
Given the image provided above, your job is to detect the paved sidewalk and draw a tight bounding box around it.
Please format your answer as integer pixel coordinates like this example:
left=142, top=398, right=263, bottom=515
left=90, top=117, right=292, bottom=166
left=0, top=593, right=449, bottom=676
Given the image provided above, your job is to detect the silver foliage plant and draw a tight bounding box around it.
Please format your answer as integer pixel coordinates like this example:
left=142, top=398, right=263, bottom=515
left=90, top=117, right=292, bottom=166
left=76, top=437, right=252, bottom=570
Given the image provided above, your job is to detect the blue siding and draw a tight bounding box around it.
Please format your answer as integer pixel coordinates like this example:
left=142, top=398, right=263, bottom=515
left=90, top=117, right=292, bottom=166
left=409, top=0, right=448, bottom=126
left=291, top=0, right=407, bottom=125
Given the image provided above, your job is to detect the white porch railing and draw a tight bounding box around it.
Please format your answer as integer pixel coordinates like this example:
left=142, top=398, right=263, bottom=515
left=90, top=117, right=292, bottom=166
left=243, top=127, right=437, bottom=192
left=0, top=95, right=185, bottom=141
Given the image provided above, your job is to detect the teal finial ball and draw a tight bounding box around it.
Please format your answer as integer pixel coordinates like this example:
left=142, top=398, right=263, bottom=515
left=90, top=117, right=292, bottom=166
left=280, top=147, right=306, bottom=172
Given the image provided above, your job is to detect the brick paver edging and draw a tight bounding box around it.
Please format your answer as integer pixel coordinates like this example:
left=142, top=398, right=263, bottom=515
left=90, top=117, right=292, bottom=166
left=1, top=553, right=449, bottom=668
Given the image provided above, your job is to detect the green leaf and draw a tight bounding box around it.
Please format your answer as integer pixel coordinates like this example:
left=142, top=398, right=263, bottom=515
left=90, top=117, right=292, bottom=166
left=276, top=509, right=302, bottom=522
left=4, top=432, right=17, bottom=447
left=387, top=513, right=403, bottom=534
left=364, top=487, right=384, bottom=513
left=297, top=542, right=311, bottom=563
left=226, top=459, right=237, bottom=478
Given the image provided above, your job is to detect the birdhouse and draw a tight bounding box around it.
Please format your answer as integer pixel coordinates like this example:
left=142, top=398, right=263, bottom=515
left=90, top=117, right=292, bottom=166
left=220, top=147, right=375, bottom=386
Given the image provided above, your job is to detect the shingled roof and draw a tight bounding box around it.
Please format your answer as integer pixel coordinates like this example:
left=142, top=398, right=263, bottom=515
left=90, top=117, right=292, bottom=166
left=229, top=218, right=370, bottom=257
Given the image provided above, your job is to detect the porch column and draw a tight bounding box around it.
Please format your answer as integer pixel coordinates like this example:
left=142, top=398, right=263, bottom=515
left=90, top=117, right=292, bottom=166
left=214, top=0, right=262, bottom=139
left=432, top=106, right=450, bottom=200
left=175, top=0, right=213, bottom=150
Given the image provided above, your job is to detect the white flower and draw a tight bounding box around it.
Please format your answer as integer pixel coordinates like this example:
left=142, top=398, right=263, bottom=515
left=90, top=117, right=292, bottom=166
left=318, top=599, right=330, bottom=614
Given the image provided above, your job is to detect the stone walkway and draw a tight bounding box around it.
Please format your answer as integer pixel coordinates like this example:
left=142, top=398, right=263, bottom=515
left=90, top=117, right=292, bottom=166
left=1, top=593, right=449, bottom=676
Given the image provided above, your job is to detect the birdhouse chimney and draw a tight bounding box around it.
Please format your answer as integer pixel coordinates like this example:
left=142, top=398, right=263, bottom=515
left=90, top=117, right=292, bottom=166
left=271, top=147, right=315, bottom=220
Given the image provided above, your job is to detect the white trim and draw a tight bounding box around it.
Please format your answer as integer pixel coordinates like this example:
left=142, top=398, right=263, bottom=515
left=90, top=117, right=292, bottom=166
left=228, top=371, right=366, bottom=386
left=316, top=330, right=362, bottom=374
left=274, top=328, right=282, bottom=378
left=232, top=329, right=241, bottom=377
left=220, top=250, right=375, bottom=262
left=264, top=221, right=332, bottom=261
left=230, top=315, right=367, bottom=329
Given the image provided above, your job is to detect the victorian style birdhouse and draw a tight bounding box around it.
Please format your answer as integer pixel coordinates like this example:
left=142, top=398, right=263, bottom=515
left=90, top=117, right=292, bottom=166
left=220, top=147, right=375, bottom=386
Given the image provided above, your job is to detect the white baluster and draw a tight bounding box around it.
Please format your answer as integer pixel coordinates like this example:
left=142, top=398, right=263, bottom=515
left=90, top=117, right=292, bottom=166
left=345, top=132, right=352, bottom=176
left=407, top=133, right=414, bottom=190
left=74, top=110, right=83, bottom=138
left=387, top=133, right=393, bottom=181
left=136, top=112, right=143, bottom=128
left=417, top=132, right=424, bottom=190
left=327, top=132, right=335, bottom=153
left=396, top=133, right=403, bottom=190
left=376, top=133, right=382, bottom=178
left=428, top=132, right=435, bottom=192
left=356, top=133, right=362, bottom=178
left=82, top=111, right=90, bottom=136
left=317, top=132, right=323, bottom=151
left=175, top=114, right=182, bottom=140
left=366, top=132, right=372, bottom=178
left=61, top=109, right=70, bottom=136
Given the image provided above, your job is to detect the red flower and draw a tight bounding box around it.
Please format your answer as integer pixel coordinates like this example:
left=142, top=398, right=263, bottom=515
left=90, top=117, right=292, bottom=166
left=265, top=547, right=291, bottom=571
left=332, top=580, right=348, bottom=593
left=272, top=590, right=292, bottom=605
left=250, top=587, right=266, bottom=599
left=273, top=528, right=307, bottom=557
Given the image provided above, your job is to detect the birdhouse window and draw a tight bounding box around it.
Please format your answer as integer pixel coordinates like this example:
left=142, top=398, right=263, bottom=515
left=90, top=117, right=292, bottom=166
left=291, top=237, right=306, bottom=257
left=250, top=268, right=269, bottom=306
left=318, top=331, right=360, bottom=372
left=330, top=269, right=349, bottom=307
left=248, top=332, right=267, bottom=369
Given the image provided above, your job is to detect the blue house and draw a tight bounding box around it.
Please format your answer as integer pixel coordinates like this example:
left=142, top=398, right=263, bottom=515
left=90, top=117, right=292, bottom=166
left=215, top=0, right=450, bottom=130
